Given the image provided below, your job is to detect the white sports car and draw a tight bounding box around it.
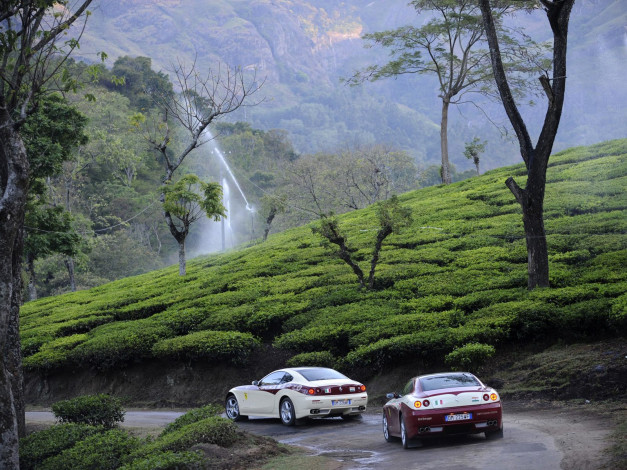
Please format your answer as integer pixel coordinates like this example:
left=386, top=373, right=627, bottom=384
left=225, top=367, right=368, bottom=425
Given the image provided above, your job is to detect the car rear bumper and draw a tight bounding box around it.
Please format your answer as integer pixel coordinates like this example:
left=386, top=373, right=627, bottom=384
left=294, top=394, right=368, bottom=419
left=404, top=402, right=502, bottom=439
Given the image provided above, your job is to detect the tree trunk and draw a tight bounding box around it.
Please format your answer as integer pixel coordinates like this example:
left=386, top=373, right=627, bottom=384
left=179, top=240, right=186, bottom=276
left=263, top=207, right=277, bottom=241
left=0, top=113, right=30, bottom=468
left=440, top=99, right=452, bottom=184
left=368, top=226, right=392, bottom=289
left=9, top=232, right=26, bottom=438
left=65, top=257, right=77, bottom=292
left=479, top=0, right=574, bottom=291
left=27, top=254, right=37, bottom=301
left=474, top=160, right=480, bottom=176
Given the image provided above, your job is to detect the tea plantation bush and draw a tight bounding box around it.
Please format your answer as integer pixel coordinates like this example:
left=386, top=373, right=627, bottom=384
left=132, top=416, right=238, bottom=458
left=37, top=429, right=140, bottom=470
left=160, top=404, right=223, bottom=435
left=152, top=330, right=259, bottom=364
left=19, top=139, right=627, bottom=374
left=445, top=343, right=496, bottom=372
left=119, top=451, right=204, bottom=470
left=52, top=394, right=125, bottom=428
left=19, top=423, right=103, bottom=470
left=286, top=351, right=337, bottom=368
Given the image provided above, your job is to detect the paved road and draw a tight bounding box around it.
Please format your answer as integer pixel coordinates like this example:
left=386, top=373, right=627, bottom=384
left=236, top=412, right=563, bottom=469
left=27, top=408, right=604, bottom=469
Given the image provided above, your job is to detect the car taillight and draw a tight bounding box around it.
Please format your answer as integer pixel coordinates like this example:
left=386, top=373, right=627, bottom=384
left=308, top=388, right=315, bottom=395
left=490, top=393, right=498, bottom=401
left=483, top=394, right=490, bottom=401
left=360, top=385, right=366, bottom=392
left=423, top=399, right=430, bottom=407
left=414, top=401, right=422, bottom=408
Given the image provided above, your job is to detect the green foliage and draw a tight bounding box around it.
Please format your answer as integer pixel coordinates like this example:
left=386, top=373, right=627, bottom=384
left=163, top=174, right=226, bottom=225
left=71, top=320, right=173, bottom=369
left=286, top=351, right=337, bottom=368
left=19, top=424, right=103, bottom=470
left=161, top=404, right=223, bottom=436
left=52, top=394, right=125, bottom=428
left=152, top=330, right=259, bottom=365
left=445, top=343, right=496, bottom=372
left=134, top=416, right=238, bottom=458
left=37, top=429, right=140, bottom=470
left=20, top=140, right=627, bottom=372
left=119, top=451, right=204, bottom=470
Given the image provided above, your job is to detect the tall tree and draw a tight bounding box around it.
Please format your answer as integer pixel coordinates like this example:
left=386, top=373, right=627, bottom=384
left=479, top=0, right=575, bottom=289
left=21, top=93, right=88, bottom=299
left=348, top=0, right=543, bottom=184
left=162, top=174, right=225, bottom=275
left=143, top=60, right=262, bottom=275
left=0, top=1, right=93, bottom=465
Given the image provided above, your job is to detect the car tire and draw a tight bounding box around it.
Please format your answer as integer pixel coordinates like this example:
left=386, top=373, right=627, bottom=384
left=225, top=394, right=247, bottom=422
left=280, top=397, right=296, bottom=426
left=486, top=425, right=504, bottom=440
left=383, top=414, right=393, bottom=442
left=400, top=415, right=410, bottom=449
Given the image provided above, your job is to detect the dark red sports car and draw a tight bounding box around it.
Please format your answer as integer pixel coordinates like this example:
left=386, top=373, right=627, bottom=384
left=382, top=372, right=503, bottom=448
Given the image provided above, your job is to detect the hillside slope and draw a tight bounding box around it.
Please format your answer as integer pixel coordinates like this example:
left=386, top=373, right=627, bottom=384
left=77, top=0, right=627, bottom=167
left=21, top=140, right=627, bottom=383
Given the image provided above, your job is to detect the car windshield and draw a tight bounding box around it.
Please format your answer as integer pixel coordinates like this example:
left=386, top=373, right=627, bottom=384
left=297, top=368, right=348, bottom=381
left=419, top=374, right=481, bottom=391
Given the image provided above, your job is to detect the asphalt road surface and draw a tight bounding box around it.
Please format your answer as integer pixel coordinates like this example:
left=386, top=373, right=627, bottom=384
left=26, top=407, right=606, bottom=469
left=236, top=412, right=563, bottom=469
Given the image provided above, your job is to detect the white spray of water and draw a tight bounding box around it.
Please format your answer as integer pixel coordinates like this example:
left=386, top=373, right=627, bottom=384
left=189, top=128, right=255, bottom=255
left=206, top=128, right=253, bottom=212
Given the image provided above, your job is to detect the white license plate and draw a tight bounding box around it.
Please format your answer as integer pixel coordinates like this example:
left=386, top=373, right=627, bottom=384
left=332, top=399, right=351, bottom=406
left=445, top=413, right=472, bottom=421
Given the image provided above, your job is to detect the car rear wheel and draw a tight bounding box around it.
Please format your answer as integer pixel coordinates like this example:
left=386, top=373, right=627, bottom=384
left=225, top=395, right=247, bottom=422
left=400, top=415, right=409, bottom=449
left=383, top=414, right=393, bottom=442
left=280, top=398, right=296, bottom=426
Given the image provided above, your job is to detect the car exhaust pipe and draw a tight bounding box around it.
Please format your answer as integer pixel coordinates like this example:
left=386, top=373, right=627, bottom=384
left=358, top=406, right=366, bottom=411
left=419, top=426, right=431, bottom=433
left=310, top=409, right=320, bottom=415
left=487, top=420, right=497, bottom=426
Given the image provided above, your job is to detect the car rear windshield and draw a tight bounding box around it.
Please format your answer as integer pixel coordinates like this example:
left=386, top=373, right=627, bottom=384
left=419, top=374, right=481, bottom=391
left=297, top=368, right=348, bottom=381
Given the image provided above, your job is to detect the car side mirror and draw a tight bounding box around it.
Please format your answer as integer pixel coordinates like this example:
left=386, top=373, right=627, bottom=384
left=252, top=380, right=259, bottom=386
left=386, top=392, right=399, bottom=399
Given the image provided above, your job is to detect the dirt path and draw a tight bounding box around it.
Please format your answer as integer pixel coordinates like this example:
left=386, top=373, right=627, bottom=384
left=26, top=406, right=610, bottom=469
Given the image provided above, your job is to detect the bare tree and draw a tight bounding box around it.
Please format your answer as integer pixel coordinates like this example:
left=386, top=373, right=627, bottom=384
left=0, top=1, right=93, bottom=465
left=313, top=196, right=413, bottom=290
left=479, top=0, right=575, bottom=289
left=144, top=59, right=263, bottom=274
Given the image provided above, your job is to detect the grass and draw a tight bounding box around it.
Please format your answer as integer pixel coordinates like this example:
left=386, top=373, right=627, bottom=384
left=19, top=139, right=627, bottom=374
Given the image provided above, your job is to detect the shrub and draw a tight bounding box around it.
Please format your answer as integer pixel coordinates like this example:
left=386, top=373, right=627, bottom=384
left=134, top=416, right=238, bottom=458
left=19, top=424, right=102, bottom=470
left=22, top=334, right=88, bottom=370
left=444, top=343, right=496, bottom=372
left=119, top=451, right=204, bottom=470
left=52, top=394, right=125, bottom=428
left=161, top=404, right=223, bottom=436
left=38, top=429, right=140, bottom=470
left=71, top=320, right=173, bottom=369
left=152, top=330, right=259, bottom=365
left=286, top=351, right=337, bottom=368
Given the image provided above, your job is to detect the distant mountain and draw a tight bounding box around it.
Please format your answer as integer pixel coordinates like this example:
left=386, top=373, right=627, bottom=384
left=77, top=0, right=626, bottom=170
